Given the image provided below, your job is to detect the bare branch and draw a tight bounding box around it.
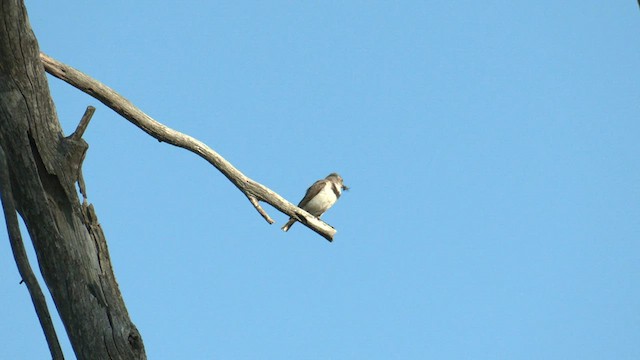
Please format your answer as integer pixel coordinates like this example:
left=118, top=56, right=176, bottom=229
left=0, top=145, right=65, bottom=360
left=40, top=53, right=336, bottom=241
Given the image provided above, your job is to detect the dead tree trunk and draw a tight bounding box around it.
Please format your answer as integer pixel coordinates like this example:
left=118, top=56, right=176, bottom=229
left=0, top=1, right=146, bottom=359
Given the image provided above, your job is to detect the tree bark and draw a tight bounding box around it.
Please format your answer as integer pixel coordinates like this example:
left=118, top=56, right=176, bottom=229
left=0, top=1, right=145, bottom=359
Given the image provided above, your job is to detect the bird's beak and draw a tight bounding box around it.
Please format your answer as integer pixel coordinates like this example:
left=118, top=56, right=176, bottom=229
left=342, top=184, right=349, bottom=191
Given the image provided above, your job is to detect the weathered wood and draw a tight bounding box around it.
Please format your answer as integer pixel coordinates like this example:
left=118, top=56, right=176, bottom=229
left=0, top=146, right=64, bottom=360
left=40, top=53, right=338, bottom=241
left=0, top=1, right=145, bottom=359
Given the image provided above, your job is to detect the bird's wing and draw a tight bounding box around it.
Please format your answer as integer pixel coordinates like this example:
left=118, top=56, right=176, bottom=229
left=297, top=179, right=327, bottom=209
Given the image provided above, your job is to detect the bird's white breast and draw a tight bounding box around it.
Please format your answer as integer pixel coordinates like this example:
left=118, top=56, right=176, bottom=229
left=303, top=183, right=338, bottom=216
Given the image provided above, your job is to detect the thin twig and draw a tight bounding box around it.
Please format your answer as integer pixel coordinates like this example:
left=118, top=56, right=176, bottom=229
left=247, top=195, right=275, bottom=224
left=40, top=53, right=336, bottom=241
left=0, top=145, right=65, bottom=360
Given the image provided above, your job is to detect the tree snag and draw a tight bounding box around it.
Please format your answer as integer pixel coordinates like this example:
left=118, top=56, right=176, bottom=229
left=0, top=1, right=145, bottom=359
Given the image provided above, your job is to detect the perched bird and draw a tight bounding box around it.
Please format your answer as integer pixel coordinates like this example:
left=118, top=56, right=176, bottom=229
left=282, top=173, right=348, bottom=232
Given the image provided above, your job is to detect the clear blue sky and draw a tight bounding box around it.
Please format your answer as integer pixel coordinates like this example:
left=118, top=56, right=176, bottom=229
left=1, top=1, right=639, bottom=359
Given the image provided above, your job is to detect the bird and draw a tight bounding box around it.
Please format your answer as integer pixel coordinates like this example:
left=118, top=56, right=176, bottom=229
left=281, top=173, right=348, bottom=232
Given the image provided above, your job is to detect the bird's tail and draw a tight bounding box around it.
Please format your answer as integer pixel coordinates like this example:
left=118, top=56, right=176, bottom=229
left=281, top=218, right=296, bottom=232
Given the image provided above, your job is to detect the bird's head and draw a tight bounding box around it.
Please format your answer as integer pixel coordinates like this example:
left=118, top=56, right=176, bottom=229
left=327, top=173, right=349, bottom=191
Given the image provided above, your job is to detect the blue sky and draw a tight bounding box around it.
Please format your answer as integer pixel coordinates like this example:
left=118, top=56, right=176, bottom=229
left=1, top=1, right=639, bottom=359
